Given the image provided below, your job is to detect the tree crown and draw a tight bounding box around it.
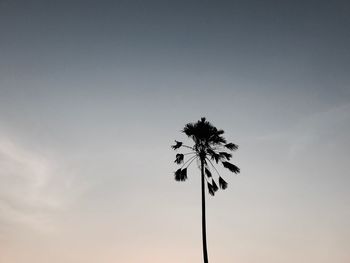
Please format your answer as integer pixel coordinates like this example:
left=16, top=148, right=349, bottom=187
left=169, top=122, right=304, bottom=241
left=172, top=117, right=240, bottom=196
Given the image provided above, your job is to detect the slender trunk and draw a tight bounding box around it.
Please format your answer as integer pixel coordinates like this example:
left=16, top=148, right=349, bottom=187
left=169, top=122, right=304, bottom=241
left=201, top=158, right=209, bottom=263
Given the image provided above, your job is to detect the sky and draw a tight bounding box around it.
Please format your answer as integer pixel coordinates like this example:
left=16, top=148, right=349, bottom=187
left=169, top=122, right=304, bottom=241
left=0, top=0, right=350, bottom=262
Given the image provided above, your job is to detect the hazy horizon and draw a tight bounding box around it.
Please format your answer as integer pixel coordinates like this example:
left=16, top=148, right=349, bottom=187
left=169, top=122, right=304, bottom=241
left=1, top=1, right=349, bottom=262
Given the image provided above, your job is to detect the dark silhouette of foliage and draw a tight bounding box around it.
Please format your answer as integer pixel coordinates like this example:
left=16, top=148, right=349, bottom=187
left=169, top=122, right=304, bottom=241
left=222, top=161, right=240, bottom=174
left=174, top=154, right=184, bottom=164
left=205, top=167, right=212, bottom=178
left=171, top=140, right=183, bottom=150
left=171, top=117, right=240, bottom=263
left=218, top=177, right=228, bottom=190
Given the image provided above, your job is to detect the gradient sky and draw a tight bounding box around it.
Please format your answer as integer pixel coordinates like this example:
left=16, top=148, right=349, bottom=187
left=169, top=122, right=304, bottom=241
left=1, top=1, right=350, bottom=262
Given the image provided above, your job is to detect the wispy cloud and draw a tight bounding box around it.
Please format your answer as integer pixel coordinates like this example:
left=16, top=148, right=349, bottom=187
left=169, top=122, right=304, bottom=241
left=0, top=134, right=82, bottom=234
left=253, top=103, right=350, bottom=157
left=287, top=103, right=350, bottom=157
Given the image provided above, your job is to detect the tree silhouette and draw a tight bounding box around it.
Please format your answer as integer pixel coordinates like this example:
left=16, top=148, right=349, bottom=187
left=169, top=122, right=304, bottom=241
left=172, top=117, right=240, bottom=263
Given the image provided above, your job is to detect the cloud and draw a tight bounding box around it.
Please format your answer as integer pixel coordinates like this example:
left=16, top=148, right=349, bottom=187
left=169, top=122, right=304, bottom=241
left=0, top=134, right=80, bottom=234
left=287, top=103, right=350, bottom=157
left=252, top=102, right=350, bottom=158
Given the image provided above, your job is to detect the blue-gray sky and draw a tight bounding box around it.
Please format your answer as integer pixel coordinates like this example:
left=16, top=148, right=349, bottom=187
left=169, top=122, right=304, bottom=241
left=1, top=1, right=350, bottom=262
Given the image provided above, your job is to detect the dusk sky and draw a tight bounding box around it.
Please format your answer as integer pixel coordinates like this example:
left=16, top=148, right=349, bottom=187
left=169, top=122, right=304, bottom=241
left=1, top=1, right=349, bottom=262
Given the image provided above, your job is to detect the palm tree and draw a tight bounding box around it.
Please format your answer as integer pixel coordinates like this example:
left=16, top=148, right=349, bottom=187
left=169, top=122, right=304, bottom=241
left=171, top=117, right=240, bottom=263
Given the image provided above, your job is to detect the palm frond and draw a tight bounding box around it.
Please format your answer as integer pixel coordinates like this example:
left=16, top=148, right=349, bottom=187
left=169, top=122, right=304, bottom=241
left=174, top=168, right=187, bottom=181
left=222, top=161, right=240, bottom=174
left=174, top=154, right=184, bottom=164
left=183, top=155, right=197, bottom=170
left=181, top=168, right=188, bottom=180
left=211, top=179, right=219, bottom=192
left=207, top=149, right=220, bottom=163
left=206, top=158, right=222, bottom=178
left=207, top=182, right=215, bottom=196
left=219, top=177, right=228, bottom=189
left=171, top=140, right=183, bottom=150
left=182, top=123, right=196, bottom=137
left=205, top=167, right=212, bottom=178
left=217, top=129, right=224, bottom=135
left=180, top=155, right=197, bottom=169
left=219, top=152, right=232, bottom=160
left=225, top=143, right=238, bottom=151
left=174, top=168, right=182, bottom=181
left=209, top=134, right=226, bottom=145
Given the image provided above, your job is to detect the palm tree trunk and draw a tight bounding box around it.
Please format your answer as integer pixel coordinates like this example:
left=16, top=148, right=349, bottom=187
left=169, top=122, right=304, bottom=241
left=201, top=158, right=209, bottom=263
